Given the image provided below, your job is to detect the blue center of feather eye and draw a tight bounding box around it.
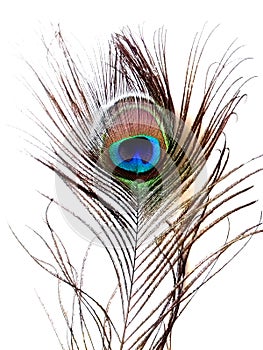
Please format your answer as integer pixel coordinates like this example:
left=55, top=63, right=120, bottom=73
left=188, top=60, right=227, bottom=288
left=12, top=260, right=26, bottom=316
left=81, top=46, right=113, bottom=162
left=109, top=135, right=161, bottom=174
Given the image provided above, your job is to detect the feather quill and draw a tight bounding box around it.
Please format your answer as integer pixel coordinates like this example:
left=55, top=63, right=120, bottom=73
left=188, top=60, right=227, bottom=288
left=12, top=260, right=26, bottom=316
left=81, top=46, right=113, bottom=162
left=12, top=25, right=263, bottom=349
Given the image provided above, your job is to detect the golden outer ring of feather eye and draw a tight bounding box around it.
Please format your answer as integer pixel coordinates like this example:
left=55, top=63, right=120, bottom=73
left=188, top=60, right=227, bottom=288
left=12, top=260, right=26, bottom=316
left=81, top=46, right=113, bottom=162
left=97, top=94, right=207, bottom=183
left=103, top=106, right=166, bottom=149
left=54, top=94, right=208, bottom=247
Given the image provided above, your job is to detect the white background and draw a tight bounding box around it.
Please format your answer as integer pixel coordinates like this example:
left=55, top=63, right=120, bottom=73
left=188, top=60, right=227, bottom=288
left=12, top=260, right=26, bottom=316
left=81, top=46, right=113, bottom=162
left=0, top=0, right=263, bottom=349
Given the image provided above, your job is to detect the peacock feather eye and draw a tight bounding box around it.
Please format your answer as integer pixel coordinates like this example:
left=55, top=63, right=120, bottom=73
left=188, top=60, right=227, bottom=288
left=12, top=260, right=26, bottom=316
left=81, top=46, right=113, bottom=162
left=99, top=95, right=171, bottom=185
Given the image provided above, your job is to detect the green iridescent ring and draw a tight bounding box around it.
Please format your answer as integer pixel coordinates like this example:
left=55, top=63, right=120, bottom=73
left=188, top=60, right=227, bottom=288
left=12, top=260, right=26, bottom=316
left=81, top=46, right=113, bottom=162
left=109, top=134, right=161, bottom=174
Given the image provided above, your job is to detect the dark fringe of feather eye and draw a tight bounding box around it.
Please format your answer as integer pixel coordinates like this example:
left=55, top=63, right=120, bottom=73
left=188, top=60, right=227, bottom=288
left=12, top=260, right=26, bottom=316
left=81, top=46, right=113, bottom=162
left=14, top=25, right=263, bottom=350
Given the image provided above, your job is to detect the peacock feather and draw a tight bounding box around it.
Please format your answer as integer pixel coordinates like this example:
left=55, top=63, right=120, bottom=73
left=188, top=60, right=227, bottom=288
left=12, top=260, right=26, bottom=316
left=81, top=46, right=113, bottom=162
left=12, top=25, right=262, bottom=349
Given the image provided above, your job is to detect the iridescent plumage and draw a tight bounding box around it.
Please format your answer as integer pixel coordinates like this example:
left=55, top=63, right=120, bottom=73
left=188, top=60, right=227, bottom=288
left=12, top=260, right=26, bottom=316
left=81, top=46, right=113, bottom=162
left=12, top=25, right=263, bottom=350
